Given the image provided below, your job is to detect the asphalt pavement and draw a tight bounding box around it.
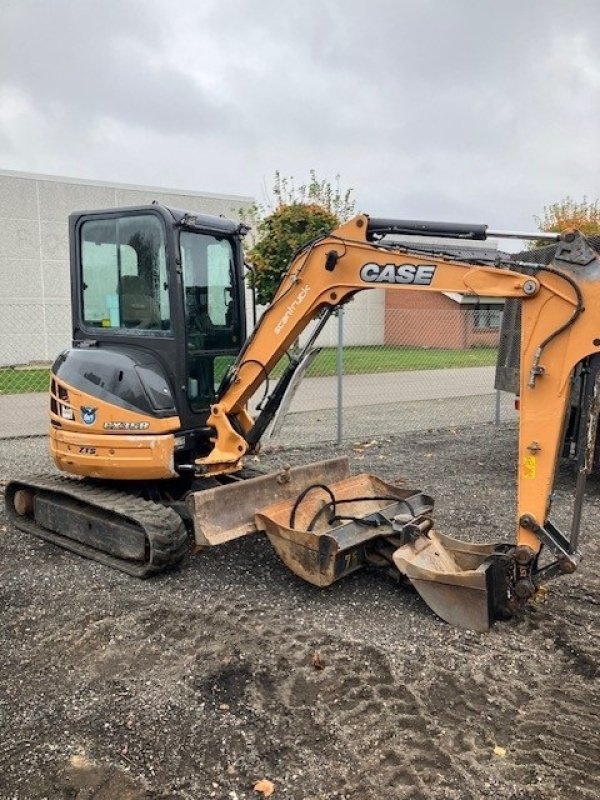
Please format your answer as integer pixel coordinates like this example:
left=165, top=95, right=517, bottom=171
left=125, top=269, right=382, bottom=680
left=0, top=366, right=511, bottom=441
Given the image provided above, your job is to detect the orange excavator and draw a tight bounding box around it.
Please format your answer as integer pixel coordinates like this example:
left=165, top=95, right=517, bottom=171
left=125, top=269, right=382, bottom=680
left=5, top=205, right=597, bottom=631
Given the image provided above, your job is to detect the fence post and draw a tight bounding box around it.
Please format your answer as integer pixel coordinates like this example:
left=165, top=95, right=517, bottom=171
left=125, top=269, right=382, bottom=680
left=495, top=388, right=501, bottom=425
left=336, top=306, right=344, bottom=445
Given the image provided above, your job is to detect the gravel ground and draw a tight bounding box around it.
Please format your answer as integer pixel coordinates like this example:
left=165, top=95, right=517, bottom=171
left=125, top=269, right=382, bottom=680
left=0, top=422, right=598, bottom=800
left=268, top=394, right=516, bottom=448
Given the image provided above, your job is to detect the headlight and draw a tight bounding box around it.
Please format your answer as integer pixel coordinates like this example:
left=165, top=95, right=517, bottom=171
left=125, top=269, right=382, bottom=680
left=60, top=405, right=74, bottom=420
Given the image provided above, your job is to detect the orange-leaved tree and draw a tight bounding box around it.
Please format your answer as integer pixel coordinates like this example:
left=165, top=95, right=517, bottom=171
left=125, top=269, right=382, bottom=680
left=535, top=196, right=600, bottom=238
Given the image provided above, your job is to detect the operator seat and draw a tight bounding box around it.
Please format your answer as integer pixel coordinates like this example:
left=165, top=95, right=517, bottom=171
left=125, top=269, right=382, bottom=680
left=120, top=275, right=160, bottom=328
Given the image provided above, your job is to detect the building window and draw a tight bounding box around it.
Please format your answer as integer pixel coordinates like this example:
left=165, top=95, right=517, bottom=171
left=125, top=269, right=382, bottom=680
left=473, top=304, right=502, bottom=331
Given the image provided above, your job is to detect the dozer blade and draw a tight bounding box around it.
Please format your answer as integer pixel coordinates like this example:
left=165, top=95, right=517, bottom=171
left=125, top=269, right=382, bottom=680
left=393, top=532, right=510, bottom=632
left=187, top=457, right=352, bottom=547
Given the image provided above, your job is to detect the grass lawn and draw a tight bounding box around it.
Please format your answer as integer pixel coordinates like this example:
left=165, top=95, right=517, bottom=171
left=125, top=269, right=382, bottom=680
left=298, top=345, right=498, bottom=378
left=0, top=346, right=497, bottom=395
left=0, top=368, right=50, bottom=395
left=308, top=345, right=498, bottom=375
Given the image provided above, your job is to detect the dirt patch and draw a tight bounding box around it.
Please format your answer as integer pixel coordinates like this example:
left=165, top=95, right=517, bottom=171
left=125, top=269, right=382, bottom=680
left=0, top=423, right=598, bottom=799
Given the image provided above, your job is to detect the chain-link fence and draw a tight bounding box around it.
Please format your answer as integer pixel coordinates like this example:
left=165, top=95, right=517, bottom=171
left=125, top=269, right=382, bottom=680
left=0, top=300, right=69, bottom=437
left=266, top=303, right=516, bottom=447
left=0, top=300, right=515, bottom=441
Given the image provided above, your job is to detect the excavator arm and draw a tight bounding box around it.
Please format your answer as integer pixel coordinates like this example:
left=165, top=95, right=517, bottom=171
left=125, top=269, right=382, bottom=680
left=189, top=213, right=600, bottom=629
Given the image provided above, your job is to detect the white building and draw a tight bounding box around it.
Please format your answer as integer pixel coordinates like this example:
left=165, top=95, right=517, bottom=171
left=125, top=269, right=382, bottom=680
left=0, top=169, right=254, bottom=366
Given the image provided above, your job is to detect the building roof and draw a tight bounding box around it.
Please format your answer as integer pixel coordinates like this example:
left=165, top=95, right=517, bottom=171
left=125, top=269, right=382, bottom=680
left=0, top=167, right=254, bottom=204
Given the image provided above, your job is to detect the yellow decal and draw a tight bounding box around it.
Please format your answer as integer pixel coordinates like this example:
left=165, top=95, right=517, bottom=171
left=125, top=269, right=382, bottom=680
left=523, top=455, right=537, bottom=480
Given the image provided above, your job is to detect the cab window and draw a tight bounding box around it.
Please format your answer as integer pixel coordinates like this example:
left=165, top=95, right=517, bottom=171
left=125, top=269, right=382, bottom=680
left=180, top=231, right=238, bottom=412
left=81, top=215, right=170, bottom=331
left=180, top=232, right=237, bottom=349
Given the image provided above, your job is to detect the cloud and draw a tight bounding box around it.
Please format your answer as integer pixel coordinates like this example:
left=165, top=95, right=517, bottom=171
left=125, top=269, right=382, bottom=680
left=0, top=0, right=599, bottom=229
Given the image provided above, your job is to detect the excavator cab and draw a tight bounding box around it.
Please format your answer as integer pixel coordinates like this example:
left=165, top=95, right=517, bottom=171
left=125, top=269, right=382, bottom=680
left=48, top=205, right=249, bottom=478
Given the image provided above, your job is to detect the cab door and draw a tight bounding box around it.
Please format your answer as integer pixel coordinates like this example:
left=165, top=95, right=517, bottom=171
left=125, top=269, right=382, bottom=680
left=179, top=230, right=244, bottom=422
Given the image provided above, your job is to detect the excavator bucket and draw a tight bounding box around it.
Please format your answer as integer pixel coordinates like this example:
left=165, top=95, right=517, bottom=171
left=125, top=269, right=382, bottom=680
left=255, top=474, right=433, bottom=586
left=392, top=533, right=509, bottom=632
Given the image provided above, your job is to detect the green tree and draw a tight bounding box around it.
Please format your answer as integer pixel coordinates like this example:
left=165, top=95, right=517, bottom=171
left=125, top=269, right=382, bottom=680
left=270, top=169, right=355, bottom=220
left=533, top=196, right=600, bottom=246
left=248, top=203, right=340, bottom=305
left=246, top=171, right=355, bottom=305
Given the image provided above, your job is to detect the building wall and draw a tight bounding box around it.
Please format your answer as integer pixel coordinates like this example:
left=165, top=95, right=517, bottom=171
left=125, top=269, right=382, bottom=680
left=384, top=290, right=501, bottom=349
left=0, top=170, right=254, bottom=366
left=467, top=322, right=502, bottom=348
left=384, top=291, right=467, bottom=348
left=379, top=235, right=503, bottom=349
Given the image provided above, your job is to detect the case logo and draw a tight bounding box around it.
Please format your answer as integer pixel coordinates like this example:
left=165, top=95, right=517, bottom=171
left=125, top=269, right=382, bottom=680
left=80, top=406, right=97, bottom=426
left=360, top=263, right=436, bottom=285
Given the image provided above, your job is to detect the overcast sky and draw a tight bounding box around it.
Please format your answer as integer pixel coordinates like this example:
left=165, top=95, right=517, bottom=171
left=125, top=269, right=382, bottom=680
left=1, top=0, right=599, bottom=233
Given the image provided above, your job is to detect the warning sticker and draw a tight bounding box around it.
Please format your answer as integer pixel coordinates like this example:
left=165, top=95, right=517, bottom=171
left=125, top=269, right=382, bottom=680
left=523, top=455, right=537, bottom=480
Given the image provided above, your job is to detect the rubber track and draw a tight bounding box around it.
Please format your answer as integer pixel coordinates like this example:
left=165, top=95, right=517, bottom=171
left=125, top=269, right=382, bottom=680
left=4, top=473, right=188, bottom=578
